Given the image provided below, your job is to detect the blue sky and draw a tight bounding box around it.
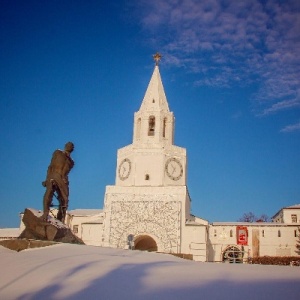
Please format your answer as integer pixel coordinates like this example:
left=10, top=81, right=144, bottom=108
left=1, top=0, right=299, bottom=228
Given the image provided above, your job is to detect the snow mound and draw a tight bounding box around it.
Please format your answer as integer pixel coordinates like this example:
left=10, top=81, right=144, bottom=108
left=0, top=244, right=299, bottom=299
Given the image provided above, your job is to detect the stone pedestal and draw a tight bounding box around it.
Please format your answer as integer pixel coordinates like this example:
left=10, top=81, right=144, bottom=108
left=19, top=208, right=84, bottom=244
left=0, top=239, right=58, bottom=252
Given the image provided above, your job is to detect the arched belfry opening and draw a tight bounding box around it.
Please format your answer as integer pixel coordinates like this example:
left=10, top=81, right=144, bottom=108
left=134, top=235, right=158, bottom=252
left=148, top=116, right=155, bottom=136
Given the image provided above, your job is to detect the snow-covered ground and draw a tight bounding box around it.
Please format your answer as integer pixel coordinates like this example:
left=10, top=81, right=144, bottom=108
left=1, top=244, right=299, bottom=300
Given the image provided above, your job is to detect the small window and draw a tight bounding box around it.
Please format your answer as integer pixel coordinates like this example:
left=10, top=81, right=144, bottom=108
left=230, top=230, right=233, bottom=237
left=152, top=99, right=155, bottom=103
left=73, top=225, right=79, bottom=234
left=291, top=214, right=297, bottom=223
left=214, top=229, right=217, bottom=237
left=262, top=230, right=265, bottom=237
left=145, top=174, right=150, bottom=180
left=294, top=230, right=297, bottom=237
left=278, top=230, right=281, bottom=237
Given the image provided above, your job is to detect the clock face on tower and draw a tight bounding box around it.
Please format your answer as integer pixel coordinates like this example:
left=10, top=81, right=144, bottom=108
left=165, top=157, right=183, bottom=181
left=118, top=158, right=131, bottom=180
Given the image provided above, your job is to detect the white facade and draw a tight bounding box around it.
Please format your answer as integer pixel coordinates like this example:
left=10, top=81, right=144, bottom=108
left=66, top=209, right=104, bottom=246
left=66, top=205, right=300, bottom=262
left=208, top=222, right=299, bottom=262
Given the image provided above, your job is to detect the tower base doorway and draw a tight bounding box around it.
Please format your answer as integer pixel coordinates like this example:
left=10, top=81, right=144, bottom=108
left=134, top=235, right=158, bottom=252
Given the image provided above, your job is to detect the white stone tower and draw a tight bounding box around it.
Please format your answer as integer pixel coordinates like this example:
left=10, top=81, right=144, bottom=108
left=102, top=54, right=194, bottom=253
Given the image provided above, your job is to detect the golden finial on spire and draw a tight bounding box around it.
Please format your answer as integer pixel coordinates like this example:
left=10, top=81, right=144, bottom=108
left=153, top=52, right=162, bottom=66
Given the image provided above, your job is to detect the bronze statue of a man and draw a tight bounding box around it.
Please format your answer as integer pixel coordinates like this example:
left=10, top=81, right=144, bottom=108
left=42, top=142, right=75, bottom=223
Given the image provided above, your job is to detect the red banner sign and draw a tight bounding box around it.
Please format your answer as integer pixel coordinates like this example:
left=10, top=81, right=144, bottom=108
left=237, top=226, right=248, bottom=245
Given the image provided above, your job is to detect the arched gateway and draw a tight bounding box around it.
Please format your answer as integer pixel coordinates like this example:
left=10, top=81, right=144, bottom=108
left=222, top=246, right=243, bottom=263
left=134, top=235, right=158, bottom=252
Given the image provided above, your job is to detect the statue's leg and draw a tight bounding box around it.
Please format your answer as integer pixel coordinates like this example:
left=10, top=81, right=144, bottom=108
left=59, top=200, right=68, bottom=223
left=57, top=185, right=69, bottom=223
left=57, top=189, right=68, bottom=223
left=42, top=181, right=54, bottom=220
left=56, top=189, right=63, bottom=222
left=62, top=198, right=68, bottom=224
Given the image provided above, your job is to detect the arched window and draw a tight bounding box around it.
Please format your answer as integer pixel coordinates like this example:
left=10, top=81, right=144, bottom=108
left=278, top=230, right=281, bottom=237
left=148, top=116, right=155, bottom=136
left=163, top=117, right=167, bottom=138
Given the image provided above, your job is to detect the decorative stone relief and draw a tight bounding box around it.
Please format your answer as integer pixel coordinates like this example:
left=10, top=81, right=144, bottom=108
left=219, top=229, right=228, bottom=240
left=105, top=194, right=181, bottom=252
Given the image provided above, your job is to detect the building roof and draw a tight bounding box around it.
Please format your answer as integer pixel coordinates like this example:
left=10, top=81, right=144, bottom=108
left=68, top=209, right=103, bottom=216
left=0, top=228, right=20, bottom=238
left=272, top=203, right=300, bottom=219
left=210, top=222, right=295, bottom=227
left=285, top=204, right=300, bottom=209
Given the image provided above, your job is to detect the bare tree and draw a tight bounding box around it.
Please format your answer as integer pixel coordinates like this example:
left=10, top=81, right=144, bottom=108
left=238, top=212, right=270, bottom=223
left=256, top=214, right=270, bottom=222
left=238, top=212, right=256, bottom=222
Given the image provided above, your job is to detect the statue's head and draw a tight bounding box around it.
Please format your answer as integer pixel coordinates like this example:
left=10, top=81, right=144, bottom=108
left=65, top=142, right=74, bottom=153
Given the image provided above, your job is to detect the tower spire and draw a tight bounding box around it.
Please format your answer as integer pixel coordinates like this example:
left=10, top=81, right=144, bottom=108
left=133, top=54, right=174, bottom=146
left=138, top=56, right=169, bottom=113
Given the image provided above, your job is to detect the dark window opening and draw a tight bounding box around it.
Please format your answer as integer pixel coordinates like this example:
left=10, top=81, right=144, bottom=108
left=73, top=225, right=78, bottom=234
left=148, top=116, right=155, bottom=136
left=163, top=117, right=167, bottom=138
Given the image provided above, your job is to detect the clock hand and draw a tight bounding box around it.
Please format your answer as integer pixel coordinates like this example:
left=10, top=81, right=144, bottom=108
left=171, top=164, right=176, bottom=174
left=122, top=166, right=126, bottom=176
